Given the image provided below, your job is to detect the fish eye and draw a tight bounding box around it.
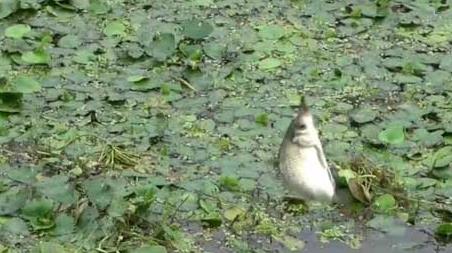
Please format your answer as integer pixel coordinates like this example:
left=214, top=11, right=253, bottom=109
left=298, top=123, right=307, bottom=130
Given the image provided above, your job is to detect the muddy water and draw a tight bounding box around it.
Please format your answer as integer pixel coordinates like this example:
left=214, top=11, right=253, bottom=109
left=300, top=226, right=449, bottom=253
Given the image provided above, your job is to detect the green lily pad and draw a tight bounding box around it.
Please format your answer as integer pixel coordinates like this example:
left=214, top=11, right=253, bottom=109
left=72, top=50, right=96, bottom=64
left=255, top=112, right=269, bottom=126
left=258, top=58, right=282, bottom=70
left=58, top=34, right=81, bottom=49
left=0, top=187, right=27, bottom=215
left=378, top=124, right=405, bottom=145
left=433, top=146, right=452, bottom=168
left=224, top=206, right=246, bottom=221
left=4, top=24, right=31, bottom=39
left=439, top=55, right=452, bottom=70
left=219, top=176, right=240, bottom=192
left=21, top=50, right=51, bottom=65
left=0, top=0, right=19, bottom=19
left=372, top=194, right=396, bottom=213
left=436, top=223, right=452, bottom=241
left=412, top=128, right=443, bottom=147
left=181, top=19, right=213, bottom=39
left=127, top=75, right=148, bottom=82
left=35, top=242, right=66, bottom=253
left=83, top=178, right=113, bottom=209
left=273, top=234, right=305, bottom=251
left=367, top=215, right=406, bottom=236
left=104, top=20, right=126, bottom=37
left=149, top=33, right=176, bottom=60
left=431, top=166, right=452, bottom=180
left=179, top=44, right=203, bottom=61
left=258, top=24, right=286, bottom=40
left=89, top=0, right=110, bottom=14
left=2, top=217, right=29, bottom=235
left=107, top=198, right=128, bottom=217
left=201, top=212, right=222, bottom=228
left=21, top=199, right=55, bottom=230
left=10, top=76, right=41, bottom=93
left=203, top=42, right=226, bottom=59
left=350, top=107, right=377, bottom=123
left=36, top=175, right=77, bottom=205
left=54, top=214, right=75, bottom=236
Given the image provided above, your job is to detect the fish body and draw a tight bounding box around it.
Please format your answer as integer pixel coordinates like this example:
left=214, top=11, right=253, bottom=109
left=279, top=97, right=335, bottom=202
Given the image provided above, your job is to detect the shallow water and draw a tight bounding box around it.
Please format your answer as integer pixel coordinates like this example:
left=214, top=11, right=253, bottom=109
left=300, top=226, right=449, bottom=253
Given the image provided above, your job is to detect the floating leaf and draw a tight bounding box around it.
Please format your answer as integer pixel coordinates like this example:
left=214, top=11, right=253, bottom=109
left=179, top=43, right=203, bottom=61
left=201, top=212, right=222, bottom=228
left=203, top=42, right=226, bottom=59
left=181, top=19, right=213, bottom=39
left=350, top=107, right=377, bottom=123
left=89, top=0, right=110, bottom=14
left=104, top=21, right=126, bottom=37
left=83, top=178, right=113, bottom=209
left=21, top=50, right=51, bottom=65
left=36, top=242, right=66, bottom=253
left=36, top=175, right=77, bottom=205
left=2, top=217, right=29, bottom=235
left=0, top=0, right=19, bottom=19
left=378, top=124, right=405, bottom=145
left=258, top=58, right=282, bottom=70
left=71, top=0, right=90, bottom=9
left=367, top=215, right=406, bottom=236
left=258, top=24, right=286, bottom=40
left=107, top=198, right=128, bottom=217
left=54, top=214, right=75, bottom=236
left=431, top=166, right=452, bottom=180
left=21, top=199, right=55, bottom=230
left=433, top=146, right=452, bottom=168
left=337, top=169, right=356, bottom=186
left=0, top=92, right=23, bottom=112
left=72, top=50, right=95, bottom=64
left=440, top=55, right=452, bottom=70
left=5, top=24, right=31, bottom=39
left=11, top=76, right=41, bottom=93
left=58, top=34, right=81, bottom=49
left=273, top=235, right=305, bottom=251
left=436, top=223, right=452, bottom=242
left=412, top=128, right=443, bottom=148
left=219, top=176, right=240, bottom=192
left=372, top=194, right=396, bottom=213
left=0, top=187, right=27, bottom=215
left=224, top=206, right=246, bottom=221
left=127, top=75, right=148, bottom=82
left=255, top=112, right=269, bottom=126
left=149, top=33, right=176, bottom=60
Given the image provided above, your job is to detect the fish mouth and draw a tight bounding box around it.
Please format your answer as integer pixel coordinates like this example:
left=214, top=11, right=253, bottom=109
left=294, top=130, right=306, bottom=137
